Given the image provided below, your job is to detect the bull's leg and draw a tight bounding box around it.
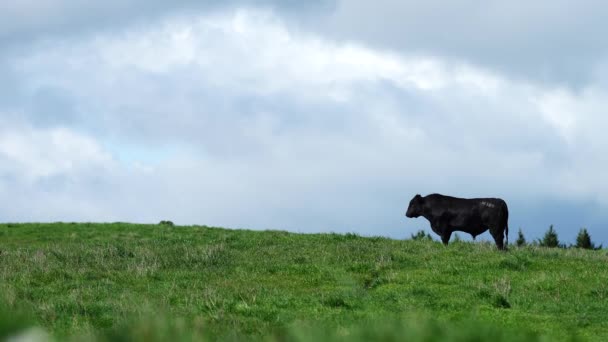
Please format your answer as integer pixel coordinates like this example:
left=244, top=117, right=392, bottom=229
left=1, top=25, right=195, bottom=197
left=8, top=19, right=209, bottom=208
left=491, top=228, right=505, bottom=250
left=441, top=230, right=452, bottom=246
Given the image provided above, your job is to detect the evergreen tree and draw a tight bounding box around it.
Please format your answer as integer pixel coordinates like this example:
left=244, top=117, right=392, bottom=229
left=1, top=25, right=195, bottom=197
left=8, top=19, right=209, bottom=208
left=575, top=228, right=594, bottom=249
left=411, top=230, right=432, bottom=241
left=516, top=228, right=526, bottom=247
left=540, top=225, right=559, bottom=248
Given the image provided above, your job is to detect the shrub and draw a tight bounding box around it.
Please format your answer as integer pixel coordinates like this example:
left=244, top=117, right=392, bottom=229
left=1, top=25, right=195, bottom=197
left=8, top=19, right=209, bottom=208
left=539, top=225, right=559, bottom=248
left=410, top=230, right=433, bottom=241
left=159, top=220, right=174, bottom=227
left=516, top=228, right=526, bottom=247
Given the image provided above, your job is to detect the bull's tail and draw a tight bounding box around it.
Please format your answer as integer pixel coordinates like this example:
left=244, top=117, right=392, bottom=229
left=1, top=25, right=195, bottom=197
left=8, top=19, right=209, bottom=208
left=504, top=205, right=509, bottom=249
left=505, top=222, right=509, bottom=248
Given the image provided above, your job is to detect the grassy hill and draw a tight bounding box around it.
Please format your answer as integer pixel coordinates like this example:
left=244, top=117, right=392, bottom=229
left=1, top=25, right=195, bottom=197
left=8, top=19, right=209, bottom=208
left=1, top=222, right=607, bottom=341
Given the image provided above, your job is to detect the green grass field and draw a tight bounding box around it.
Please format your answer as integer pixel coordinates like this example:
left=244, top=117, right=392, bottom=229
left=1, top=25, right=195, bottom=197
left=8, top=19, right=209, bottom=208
left=1, top=223, right=607, bottom=341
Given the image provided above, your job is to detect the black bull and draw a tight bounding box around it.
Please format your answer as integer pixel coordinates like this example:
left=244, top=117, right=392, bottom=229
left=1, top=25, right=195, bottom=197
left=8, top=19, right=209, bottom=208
left=405, top=194, right=509, bottom=249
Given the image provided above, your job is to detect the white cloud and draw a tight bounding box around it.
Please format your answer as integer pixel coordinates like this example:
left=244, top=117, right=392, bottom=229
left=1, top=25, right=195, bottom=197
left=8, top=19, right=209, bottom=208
left=18, top=9, right=508, bottom=100
left=0, top=119, right=113, bottom=183
left=536, top=89, right=579, bottom=142
left=0, top=118, right=119, bottom=222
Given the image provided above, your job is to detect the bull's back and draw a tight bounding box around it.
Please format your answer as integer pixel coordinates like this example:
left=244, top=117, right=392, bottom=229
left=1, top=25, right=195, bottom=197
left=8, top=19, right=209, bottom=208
left=430, top=194, right=507, bottom=226
left=425, top=194, right=508, bottom=218
left=428, top=194, right=505, bottom=210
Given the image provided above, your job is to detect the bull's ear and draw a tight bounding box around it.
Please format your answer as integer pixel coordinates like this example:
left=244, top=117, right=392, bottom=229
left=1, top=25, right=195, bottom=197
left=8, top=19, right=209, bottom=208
left=415, top=194, right=422, bottom=199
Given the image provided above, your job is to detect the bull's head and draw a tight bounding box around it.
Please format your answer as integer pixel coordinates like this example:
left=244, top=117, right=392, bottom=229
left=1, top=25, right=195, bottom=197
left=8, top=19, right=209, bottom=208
left=405, top=194, right=424, bottom=218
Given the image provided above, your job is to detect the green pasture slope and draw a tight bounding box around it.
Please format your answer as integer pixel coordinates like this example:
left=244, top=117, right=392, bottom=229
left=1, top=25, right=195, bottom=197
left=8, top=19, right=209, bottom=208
left=1, top=223, right=607, bottom=341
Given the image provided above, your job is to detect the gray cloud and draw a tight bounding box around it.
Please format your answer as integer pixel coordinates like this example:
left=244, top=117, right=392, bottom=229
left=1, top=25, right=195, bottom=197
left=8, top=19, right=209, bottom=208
left=305, top=0, right=608, bottom=87
left=0, top=0, right=331, bottom=48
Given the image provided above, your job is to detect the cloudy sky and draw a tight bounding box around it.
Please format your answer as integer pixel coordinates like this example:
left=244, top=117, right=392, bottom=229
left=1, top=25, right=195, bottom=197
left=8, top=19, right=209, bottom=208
left=1, top=1, right=608, bottom=245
